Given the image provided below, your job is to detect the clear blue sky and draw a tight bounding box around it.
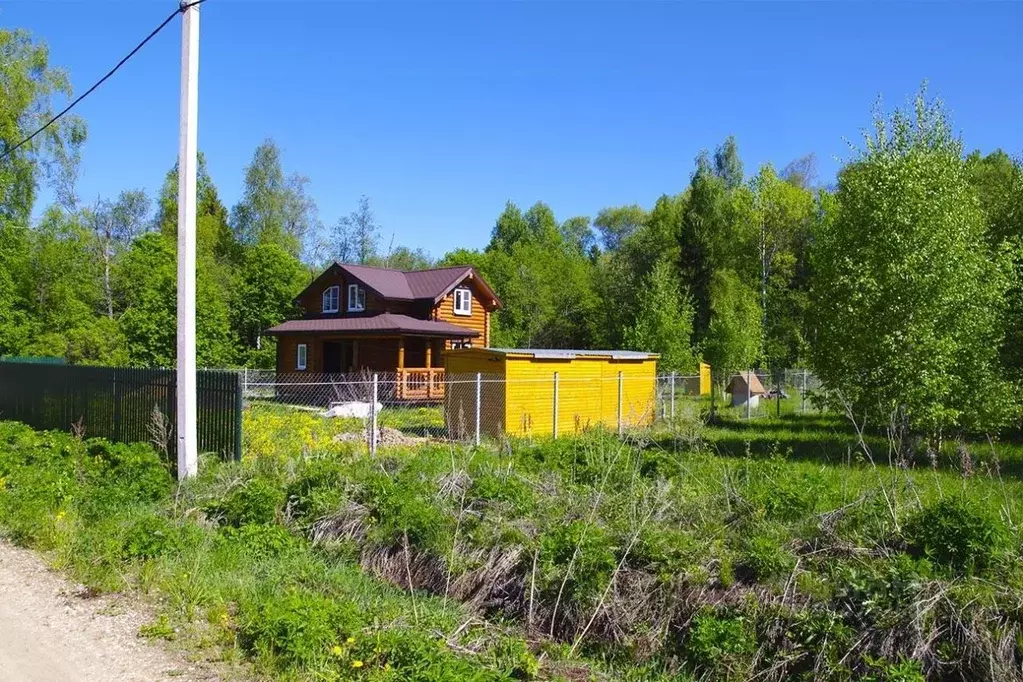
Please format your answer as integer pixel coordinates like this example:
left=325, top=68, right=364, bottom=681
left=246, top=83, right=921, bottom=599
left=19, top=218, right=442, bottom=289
left=4, top=1, right=1022, bottom=258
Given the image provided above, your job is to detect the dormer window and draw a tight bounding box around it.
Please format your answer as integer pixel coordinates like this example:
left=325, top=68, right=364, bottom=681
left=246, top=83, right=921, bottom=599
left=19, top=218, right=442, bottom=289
left=347, top=284, right=366, bottom=312
left=322, top=286, right=339, bottom=313
left=453, top=287, right=472, bottom=316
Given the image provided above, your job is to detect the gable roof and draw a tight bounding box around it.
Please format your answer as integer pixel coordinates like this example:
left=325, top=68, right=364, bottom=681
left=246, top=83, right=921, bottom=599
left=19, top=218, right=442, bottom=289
left=299, top=263, right=502, bottom=308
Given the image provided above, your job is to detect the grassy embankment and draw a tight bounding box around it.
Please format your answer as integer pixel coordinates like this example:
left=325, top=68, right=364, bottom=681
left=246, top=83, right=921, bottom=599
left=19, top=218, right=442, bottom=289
left=3, top=403, right=1023, bottom=681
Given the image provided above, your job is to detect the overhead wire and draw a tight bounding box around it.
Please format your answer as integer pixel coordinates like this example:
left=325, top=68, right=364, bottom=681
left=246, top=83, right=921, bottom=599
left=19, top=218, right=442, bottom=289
left=0, top=0, right=206, bottom=162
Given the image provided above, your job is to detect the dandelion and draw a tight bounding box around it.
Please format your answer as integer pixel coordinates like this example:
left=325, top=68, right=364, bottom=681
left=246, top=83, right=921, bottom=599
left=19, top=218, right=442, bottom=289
left=331, top=645, right=344, bottom=657
left=55, top=511, right=66, bottom=520
left=346, top=636, right=356, bottom=644
left=351, top=660, right=363, bottom=668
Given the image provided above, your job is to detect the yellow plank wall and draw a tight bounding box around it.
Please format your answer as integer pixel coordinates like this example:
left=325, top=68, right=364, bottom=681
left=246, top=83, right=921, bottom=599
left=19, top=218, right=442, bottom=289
left=443, top=350, right=507, bottom=439
left=504, top=356, right=657, bottom=437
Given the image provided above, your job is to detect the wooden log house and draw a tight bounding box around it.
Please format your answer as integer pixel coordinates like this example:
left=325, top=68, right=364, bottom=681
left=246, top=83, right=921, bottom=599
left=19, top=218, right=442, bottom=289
left=265, top=263, right=501, bottom=401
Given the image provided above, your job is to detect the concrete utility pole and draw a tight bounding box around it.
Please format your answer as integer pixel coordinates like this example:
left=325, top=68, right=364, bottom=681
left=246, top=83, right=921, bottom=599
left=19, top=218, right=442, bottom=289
left=176, top=0, right=200, bottom=478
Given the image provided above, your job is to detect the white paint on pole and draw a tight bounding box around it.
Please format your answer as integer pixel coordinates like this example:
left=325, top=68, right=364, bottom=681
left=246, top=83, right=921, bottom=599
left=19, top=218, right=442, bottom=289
left=552, top=372, right=559, bottom=439
left=176, top=1, right=199, bottom=479
left=475, top=372, right=481, bottom=446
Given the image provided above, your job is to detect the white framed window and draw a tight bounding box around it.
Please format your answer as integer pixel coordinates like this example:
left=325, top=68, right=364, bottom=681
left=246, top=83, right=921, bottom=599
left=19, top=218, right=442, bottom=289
left=453, top=287, right=472, bottom=316
left=452, top=339, right=472, bottom=349
left=347, top=284, right=366, bottom=312
left=322, top=285, right=340, bottom=313
left=296, top=343, right=308, bottom=371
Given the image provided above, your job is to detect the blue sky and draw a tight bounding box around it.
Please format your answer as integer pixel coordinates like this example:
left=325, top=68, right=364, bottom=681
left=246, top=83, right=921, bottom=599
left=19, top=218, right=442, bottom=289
left=4, top=1, right=1022, bottom=258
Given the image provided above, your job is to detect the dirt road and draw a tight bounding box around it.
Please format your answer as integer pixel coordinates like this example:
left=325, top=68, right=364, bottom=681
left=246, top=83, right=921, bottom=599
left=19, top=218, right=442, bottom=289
left=0, top=540, right=218, bottom=682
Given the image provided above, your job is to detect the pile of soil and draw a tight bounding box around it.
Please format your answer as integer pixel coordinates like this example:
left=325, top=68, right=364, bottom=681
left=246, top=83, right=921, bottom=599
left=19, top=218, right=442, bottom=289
left=333, top=426, right=428, bottom=448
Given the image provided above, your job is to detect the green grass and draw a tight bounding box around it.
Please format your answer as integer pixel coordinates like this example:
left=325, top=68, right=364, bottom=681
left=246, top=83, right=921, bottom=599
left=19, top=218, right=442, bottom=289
left=5, top=407, right=1023, bottom=680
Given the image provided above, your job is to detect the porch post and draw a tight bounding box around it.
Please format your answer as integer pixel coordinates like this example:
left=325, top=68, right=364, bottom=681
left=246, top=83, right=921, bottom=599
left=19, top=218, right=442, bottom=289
left=425, top=340, right=433, bottom=398
left=397, top=337, right=406, bottom=399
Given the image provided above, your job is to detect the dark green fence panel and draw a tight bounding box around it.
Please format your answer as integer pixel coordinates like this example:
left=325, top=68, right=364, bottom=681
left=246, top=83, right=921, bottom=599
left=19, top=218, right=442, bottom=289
left=0, top=363, right=241, bottom=461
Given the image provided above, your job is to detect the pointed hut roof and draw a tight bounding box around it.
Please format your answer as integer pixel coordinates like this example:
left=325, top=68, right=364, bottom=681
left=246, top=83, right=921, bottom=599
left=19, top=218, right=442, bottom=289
left=726, top=371, right=767, bottom=396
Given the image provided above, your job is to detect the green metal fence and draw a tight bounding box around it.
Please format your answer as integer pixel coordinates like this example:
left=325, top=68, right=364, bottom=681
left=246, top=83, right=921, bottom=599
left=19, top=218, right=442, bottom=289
left=0, top=362, right=242, bottom=461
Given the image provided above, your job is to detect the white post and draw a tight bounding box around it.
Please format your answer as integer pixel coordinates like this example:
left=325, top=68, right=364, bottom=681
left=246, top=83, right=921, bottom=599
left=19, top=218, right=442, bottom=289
left=617, top=371, right=623, bottom=437
left=176, top=1, right=200, bottom=479
left=474, top=372, right=481, bottom=446
left=552, top=372, right=559, bottom=439
left=370, top=373, right=378, bottom=455
left=670, top=372, right=676, bottom=422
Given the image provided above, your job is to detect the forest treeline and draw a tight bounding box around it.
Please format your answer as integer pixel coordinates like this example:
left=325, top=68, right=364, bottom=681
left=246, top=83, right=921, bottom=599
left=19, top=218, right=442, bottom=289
left=2, top=28, right=1022, bottom=433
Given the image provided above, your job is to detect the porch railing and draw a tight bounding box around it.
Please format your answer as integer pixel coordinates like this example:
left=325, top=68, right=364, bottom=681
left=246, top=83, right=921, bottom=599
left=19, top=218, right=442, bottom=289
left=397, top=368, right=445, bottom=400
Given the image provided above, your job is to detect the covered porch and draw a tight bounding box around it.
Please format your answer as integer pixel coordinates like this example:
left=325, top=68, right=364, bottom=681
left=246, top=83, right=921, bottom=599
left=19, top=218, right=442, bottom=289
left=266, top=313, right=480, bottom=404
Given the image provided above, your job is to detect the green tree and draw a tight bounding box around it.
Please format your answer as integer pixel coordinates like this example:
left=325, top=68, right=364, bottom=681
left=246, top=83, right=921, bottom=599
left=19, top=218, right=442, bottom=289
left=702, top=269, right=762, bottom=374
left=232, top=241, right=307, bottom=367
left=593, top=204, right=647, bottom=252
left=624, top=259, right=697, bottom=371
left=810, top=90, right=1013, bottom=434
left=1, top=29, right=86, bottom=222
left=231, top=139, right=318, bottom=260
left=333, top=195, right=379, bottom=264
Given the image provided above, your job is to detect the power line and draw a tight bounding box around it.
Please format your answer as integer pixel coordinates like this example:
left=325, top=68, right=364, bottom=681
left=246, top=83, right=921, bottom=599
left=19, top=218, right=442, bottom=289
left=0, top=0, right=206, bottom=162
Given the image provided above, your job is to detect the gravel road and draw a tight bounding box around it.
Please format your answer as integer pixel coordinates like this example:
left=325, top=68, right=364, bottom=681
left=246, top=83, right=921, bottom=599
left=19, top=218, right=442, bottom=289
left=0, top=539, right=219, bottom=682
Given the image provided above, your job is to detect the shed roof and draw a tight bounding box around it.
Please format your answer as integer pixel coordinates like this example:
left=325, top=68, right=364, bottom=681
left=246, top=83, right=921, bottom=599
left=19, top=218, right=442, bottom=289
left=726, top=371, right=767, bottom=396
left=264, top=313, right=479, bottom=338
left=458, top=348, right=659, bottom=360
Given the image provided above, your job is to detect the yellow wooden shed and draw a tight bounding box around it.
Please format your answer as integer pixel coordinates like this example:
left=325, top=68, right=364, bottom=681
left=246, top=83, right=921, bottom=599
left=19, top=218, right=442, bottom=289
left=444, top=348, right=659, bottom=439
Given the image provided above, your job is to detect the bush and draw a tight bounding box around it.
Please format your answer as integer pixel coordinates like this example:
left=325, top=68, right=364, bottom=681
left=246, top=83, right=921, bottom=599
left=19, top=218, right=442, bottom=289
left=685, top=610, right=756, bottom=679
left=207, top=477, right=286, bottom=527
left=122, top=514, right=179, bottom=560
left=238, top=588, right=360, bottom=670
left=738, top=534, right=795, bottom=582
left=903, top=497, right=1010, bottom=575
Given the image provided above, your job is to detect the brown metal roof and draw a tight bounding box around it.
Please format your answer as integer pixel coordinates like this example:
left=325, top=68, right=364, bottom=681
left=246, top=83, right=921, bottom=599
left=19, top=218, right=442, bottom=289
left=301, top=263, right=501, bottom=308
left=405, top=267, right=473, bottom=299
left=265, top=313, right=480, bottom=338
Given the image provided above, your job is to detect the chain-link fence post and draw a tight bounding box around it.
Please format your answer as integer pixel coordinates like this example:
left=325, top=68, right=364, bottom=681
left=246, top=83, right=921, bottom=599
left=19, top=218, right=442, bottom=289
left=801, top=369, right=807, bottom=415
left=776, top=373, right=781, bottom=418
left=369, top=373, right=378, bottom=456
left=475, top=372, right=481, bottom=446
left=617, top=371, right=623, bottom=437
left=745, top=371, right=751, bottom=420
left=553, top=371, right=559, bottom=439
left=670, top=371, right=676, bottom=422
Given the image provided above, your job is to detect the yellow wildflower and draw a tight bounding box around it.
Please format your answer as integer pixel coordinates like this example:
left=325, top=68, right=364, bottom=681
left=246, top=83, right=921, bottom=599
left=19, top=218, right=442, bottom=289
left=346, top=636, right=356, bottom=644
left=55, top=511, right=66, bottom=520
left=331, top=645, right=344, bottom=657
left=351, top=660, right=363, bottom=668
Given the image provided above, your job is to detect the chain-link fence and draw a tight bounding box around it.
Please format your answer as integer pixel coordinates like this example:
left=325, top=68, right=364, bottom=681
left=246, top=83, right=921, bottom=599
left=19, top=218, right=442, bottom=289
left=227, top=367, right=823, bottom=455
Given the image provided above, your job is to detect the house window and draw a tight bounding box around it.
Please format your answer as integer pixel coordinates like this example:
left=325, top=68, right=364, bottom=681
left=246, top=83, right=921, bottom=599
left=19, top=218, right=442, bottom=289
left=296, top=343, right=308, bottom=371
left=451, top=339, right=472, bottom=349
left=322, top=286, right=339, bottom=313
left=347, top=284, right=365, bottom=312
left=453, top=287, right=472, bottom=316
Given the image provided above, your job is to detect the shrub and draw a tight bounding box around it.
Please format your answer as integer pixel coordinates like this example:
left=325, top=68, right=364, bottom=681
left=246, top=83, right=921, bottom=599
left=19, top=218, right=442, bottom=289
left=122, top=514, right=179, bottom=560
left=238, top=588, right=360, bottom=670
left=903, top=497, right=1010, bottom=575
left=207, top=477, right=286, bottom=527
left=738, top=534, right=795, bottom=582
left=685, top=610, right=756, bottom=679
left=539, top=520, right=618, bottom=607
left=222, top=523, right=301, bottom=561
